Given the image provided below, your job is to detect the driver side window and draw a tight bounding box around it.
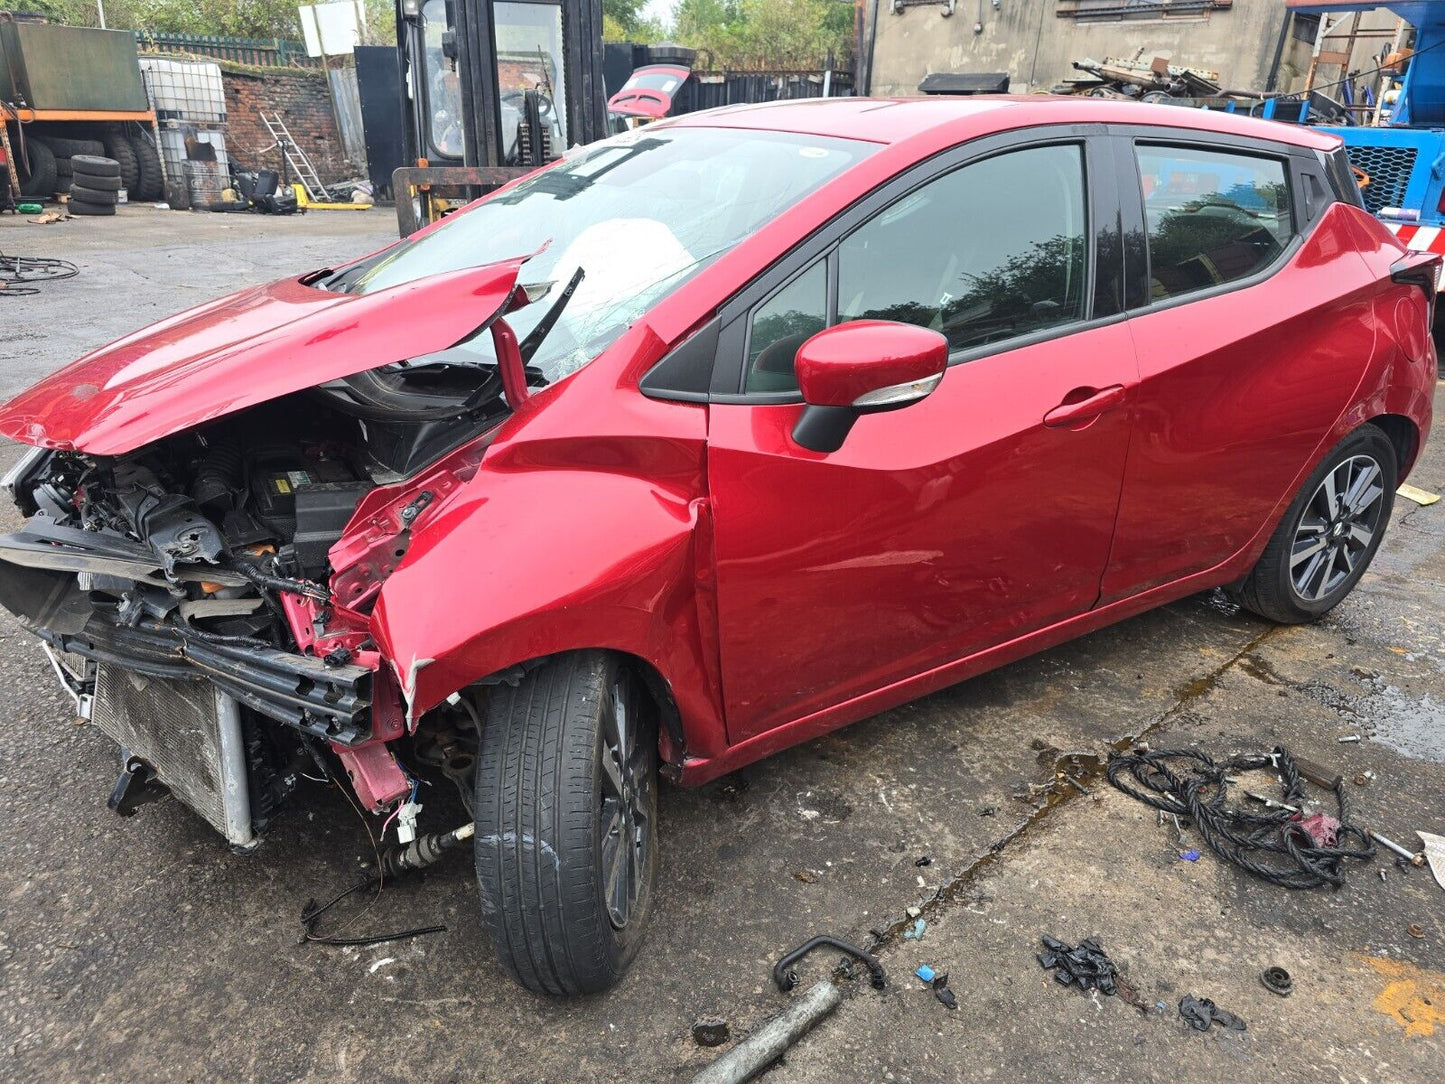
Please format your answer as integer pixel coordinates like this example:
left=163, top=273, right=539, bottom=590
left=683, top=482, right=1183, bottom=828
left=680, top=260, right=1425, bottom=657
left=742, top=143, right=1090, bottom=394
left=837, top=144, right=1088, bottom=353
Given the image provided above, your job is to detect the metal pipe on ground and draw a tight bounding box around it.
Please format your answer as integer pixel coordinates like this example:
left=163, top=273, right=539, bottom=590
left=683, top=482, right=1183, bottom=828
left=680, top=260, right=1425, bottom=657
left=691, top=981, right=843, bottom=1084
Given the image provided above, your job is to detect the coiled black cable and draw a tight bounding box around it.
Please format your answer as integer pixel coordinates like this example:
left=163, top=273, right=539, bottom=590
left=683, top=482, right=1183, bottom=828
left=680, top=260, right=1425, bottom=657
left=0, top=249, right=79, bottom=297
left=1107, top=746, right=1375, bottom=889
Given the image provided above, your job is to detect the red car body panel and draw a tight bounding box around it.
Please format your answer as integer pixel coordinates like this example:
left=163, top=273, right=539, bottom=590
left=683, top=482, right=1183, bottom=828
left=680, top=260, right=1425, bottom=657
left=0, top=260, right=524, bottom=455
left=0, top=98, right=1433, bottom=792
left=707, top=319, right=1139, bottom=742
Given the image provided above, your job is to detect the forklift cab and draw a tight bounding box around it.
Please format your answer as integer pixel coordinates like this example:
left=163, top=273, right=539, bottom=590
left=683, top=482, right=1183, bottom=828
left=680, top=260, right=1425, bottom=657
left=394, top=0, right=606, bottom=235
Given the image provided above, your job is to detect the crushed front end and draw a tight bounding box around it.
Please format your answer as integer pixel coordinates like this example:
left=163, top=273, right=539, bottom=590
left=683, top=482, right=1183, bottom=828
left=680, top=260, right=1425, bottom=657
left=0, top=372, right=499, bottom=851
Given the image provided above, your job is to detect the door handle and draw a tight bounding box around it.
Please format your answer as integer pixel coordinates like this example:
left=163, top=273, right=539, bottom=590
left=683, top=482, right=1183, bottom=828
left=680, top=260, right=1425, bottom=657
left=1043, top=384, right=1127, bottom=428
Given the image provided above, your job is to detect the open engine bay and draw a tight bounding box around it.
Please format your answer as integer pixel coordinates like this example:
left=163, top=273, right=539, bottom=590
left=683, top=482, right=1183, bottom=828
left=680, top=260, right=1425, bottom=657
left=0, top=381, right=499, bottom=850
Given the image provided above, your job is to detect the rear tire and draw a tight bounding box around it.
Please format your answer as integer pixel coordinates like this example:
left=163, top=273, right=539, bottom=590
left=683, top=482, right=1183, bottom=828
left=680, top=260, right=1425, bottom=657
left=1237, top=424, right=1396, bottom=623
left=474, top=651, right=658, bottom=995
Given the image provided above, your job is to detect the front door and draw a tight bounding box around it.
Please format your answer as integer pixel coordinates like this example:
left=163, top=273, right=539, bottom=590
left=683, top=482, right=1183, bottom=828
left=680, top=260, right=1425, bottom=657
left=706, top=141, right=1141, bottom=743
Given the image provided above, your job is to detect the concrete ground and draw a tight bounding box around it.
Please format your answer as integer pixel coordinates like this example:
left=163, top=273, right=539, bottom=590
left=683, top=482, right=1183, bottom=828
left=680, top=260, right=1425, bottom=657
left=1, top=206, right=1443, bottom=1083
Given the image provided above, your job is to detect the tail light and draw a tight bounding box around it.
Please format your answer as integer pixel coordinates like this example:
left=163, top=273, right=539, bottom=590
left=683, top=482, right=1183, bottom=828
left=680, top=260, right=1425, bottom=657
left=1391, top=250, right=1442, bottom=331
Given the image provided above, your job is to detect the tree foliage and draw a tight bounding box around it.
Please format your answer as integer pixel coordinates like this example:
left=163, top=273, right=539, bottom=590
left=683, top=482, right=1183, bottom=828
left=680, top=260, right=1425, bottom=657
left=674, top=0, right=851, bottom=70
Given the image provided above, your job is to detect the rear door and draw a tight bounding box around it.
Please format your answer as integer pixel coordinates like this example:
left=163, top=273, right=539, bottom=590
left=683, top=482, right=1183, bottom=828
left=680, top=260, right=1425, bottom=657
left=703, top=133, right=1142, bottom=743
left=1100, top=132, right=1382, bottom=603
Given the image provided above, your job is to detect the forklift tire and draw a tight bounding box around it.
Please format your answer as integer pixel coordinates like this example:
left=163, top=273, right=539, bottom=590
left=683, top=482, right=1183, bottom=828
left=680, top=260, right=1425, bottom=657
left=70, top=173, right=121, bottom=193
left=69, top=154, right=120, bottom=178
left=474, top=650, right=659, bottom=995
left=68, top=198, right=117, bottom=217
left=103, top=135, right=140, bottom=192
left=17, top=140, right=56, bottom=199
left=41, top=135, right=104, bottom=158
left=130, top=136, right=164, bottom=201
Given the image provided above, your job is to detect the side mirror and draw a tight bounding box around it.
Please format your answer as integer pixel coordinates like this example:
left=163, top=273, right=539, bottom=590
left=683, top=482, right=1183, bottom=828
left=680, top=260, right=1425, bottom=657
left=792, top=320, right=948, bottom=453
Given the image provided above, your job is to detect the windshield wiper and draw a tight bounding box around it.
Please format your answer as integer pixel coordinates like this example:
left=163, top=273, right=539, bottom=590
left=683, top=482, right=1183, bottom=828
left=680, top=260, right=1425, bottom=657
left=518, top=267, right=585, bottom=363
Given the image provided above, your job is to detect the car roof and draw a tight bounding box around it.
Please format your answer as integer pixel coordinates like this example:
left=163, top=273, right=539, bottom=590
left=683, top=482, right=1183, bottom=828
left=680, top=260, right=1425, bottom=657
left=664, top=95, right=1342, bottom=152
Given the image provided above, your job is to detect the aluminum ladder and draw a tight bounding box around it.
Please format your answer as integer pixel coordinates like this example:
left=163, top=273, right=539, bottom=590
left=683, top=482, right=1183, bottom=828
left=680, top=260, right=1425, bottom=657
left=259, top=112, right=331, bottom=203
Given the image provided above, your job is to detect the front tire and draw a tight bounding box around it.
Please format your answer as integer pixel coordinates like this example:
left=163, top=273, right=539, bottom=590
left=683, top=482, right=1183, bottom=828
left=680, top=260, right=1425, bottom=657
left=474, top=651, right=658, bottom=995
left=1238, top=424, right=1396, bottom=623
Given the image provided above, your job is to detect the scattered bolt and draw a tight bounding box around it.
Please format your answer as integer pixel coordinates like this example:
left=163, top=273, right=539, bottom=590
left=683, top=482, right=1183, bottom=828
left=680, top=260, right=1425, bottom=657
left=914, top=856, right=932, bottom=867
left=1380, top=869, right=1388, bottom=883
left=1062, top=772, right=1092, bottom=795
left=1408, top=923, right=1426, bottom=940
left=692, top=1017, right=730, bottom=1047
left=1338, top=735, right=1362, bottom=744
left=1354, top=773, right=1370, bottom=786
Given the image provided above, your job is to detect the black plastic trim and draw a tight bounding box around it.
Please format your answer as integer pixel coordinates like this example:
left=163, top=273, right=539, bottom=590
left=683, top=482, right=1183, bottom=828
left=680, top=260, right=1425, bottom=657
left=639, top=317, right=721, bottom=401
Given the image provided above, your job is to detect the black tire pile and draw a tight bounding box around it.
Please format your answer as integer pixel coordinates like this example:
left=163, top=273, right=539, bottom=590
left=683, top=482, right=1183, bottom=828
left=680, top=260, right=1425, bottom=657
left=14, top=127, right=166, bottom=208
left=69, top=154, right=122, bottom=216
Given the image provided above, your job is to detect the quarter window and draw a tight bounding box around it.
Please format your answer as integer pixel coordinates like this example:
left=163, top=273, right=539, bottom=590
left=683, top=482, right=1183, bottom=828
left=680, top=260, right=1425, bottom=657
left=745, top=261, right=827, bottom=393
left=1135, top=146, right=1292, bottom=302
left=837, top=144, right=1089, bottom=354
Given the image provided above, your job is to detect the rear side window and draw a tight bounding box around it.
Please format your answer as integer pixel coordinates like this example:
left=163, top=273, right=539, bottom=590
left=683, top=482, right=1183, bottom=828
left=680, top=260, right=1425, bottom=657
left=1136, top=146, right=1293, bottom=302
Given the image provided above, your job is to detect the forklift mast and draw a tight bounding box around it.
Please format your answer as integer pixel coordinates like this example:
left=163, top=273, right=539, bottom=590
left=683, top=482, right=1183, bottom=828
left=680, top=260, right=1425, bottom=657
left=393, top=0, right=606, bottom=234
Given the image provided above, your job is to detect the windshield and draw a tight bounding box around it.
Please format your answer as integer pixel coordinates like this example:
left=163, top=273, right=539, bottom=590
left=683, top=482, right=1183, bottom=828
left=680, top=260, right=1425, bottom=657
left=341, top=126, right=875, bottom=384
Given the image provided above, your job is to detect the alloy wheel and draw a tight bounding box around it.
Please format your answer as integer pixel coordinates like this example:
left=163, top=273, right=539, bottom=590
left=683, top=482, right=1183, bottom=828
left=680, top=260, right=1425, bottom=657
left=599, top=670, right=652, bottom=930
left=1290, top=454, right=1386, bottom=602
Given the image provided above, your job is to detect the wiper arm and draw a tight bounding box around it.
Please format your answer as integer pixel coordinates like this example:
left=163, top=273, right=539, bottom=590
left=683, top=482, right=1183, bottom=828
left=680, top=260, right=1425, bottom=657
left=518, top=266, right=585, bottom=363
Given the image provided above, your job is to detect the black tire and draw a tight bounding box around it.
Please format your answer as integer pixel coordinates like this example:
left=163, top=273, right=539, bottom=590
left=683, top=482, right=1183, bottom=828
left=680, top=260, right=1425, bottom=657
left=17, top=139, right=56, bottom=199
left=71, top=172, right=121, bottom=192
left=68, top=154, right=119, bottom=178
left=475, top=651, right=659, bottom=995
left=55, top=159, right=73, bottom=178
left=40, top=135, right=103, bottom=158
left=1238, top=424, right=1397, bottom=623
left=102, top=134, right=140, bottom=192
left=130, top=135, right=164, bottom=201
left=68, top=198, right=117, bottom=217
left=69, top=183, right=118, bottom=205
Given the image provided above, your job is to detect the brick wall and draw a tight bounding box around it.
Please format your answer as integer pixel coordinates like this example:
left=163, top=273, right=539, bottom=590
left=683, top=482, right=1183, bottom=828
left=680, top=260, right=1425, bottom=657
left=222, top=67, right=352, bottom=184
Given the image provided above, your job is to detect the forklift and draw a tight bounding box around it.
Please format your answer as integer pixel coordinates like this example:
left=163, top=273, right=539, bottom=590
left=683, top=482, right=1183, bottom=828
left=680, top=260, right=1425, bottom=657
left=392, top=0, right=607, bottom=235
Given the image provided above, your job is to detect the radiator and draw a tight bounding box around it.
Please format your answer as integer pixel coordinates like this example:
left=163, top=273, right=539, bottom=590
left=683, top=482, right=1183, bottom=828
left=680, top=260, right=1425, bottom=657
left=91, top=665, right=254, bottom=848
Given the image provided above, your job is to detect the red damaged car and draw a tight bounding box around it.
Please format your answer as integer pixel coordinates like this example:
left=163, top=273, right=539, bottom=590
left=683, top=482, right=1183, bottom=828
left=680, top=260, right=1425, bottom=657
left=0, top=98, right=1434, bottom=995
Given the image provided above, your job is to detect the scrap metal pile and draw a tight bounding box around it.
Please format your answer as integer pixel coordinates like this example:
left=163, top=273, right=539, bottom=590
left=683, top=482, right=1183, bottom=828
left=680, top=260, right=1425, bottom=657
left=1052, top=54, right=1224, bottom=102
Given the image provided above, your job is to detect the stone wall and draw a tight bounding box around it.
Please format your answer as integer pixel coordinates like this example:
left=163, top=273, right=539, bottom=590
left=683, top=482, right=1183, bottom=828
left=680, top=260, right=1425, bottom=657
left=865, top=0, right=1398, bottom=98
left=221, top=65, right=353, bottom=184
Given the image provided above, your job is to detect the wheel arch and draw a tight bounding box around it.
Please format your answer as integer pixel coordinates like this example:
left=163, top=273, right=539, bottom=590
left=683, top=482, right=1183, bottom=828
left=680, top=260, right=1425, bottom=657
left=467, top=649, right=689, bottom=775
left=1366, top=412, right=1419, bottom=477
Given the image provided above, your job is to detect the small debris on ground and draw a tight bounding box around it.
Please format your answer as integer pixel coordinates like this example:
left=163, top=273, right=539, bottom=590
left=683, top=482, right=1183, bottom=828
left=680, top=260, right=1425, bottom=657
left=978, top=805, right=998, bottom=817
left=1397, top=483, right=1441, bottom=506
left=792, top=869, right=820, bottom=884
left=1178, top=849, right=1201, bottom=862
left=1037, top=936, right=1118, bottom=996
left=1260, top=966, right=1293, bottom=997
left=930, top=971, right=958, bottom=1010
left=915, top=964, right=937, bottom=984
left=1338, top=735, right=1362, bottom=744
left=903, top=918, right=927, bottom=941
left=1178, top=994, right=1247, bottom=1032
left=914, top=855, right=932, bottom=867
left=692, top=1017, right=730, bottom=1047
left=1408, top=922, right=1426, bottom=939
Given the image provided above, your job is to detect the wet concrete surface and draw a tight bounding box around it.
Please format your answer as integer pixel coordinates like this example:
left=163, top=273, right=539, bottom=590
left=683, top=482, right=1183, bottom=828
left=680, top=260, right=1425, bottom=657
left=0, top=214, right=1443, bottom=1081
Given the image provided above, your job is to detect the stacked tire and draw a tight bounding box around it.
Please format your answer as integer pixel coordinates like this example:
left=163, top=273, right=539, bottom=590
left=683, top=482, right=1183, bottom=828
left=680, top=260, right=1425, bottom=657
left=69, top=155, right=121, bottom=217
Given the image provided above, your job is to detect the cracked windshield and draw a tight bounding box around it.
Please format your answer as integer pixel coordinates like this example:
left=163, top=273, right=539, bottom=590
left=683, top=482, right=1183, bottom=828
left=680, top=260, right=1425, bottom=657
left=341, top=127, right=875, bottom=383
